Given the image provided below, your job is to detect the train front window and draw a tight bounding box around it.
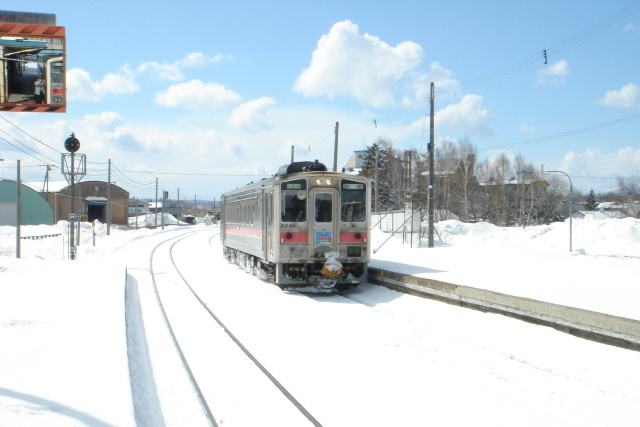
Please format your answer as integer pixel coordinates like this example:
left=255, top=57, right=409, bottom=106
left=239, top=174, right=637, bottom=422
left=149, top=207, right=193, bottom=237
left=282, top=193, right=306, bottom=222
left=341, top=180, right=366, bottom=222
left=281, top=179, right=308, bottom=222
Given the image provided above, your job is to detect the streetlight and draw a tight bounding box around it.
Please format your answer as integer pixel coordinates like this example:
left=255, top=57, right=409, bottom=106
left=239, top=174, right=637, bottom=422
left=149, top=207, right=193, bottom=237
left=547, top=170, right=573, bottom=252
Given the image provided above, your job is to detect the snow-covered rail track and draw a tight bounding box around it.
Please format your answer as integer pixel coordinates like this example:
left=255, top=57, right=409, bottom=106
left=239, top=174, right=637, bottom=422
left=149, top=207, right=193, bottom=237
left=144, top=230, right=320, bottom=426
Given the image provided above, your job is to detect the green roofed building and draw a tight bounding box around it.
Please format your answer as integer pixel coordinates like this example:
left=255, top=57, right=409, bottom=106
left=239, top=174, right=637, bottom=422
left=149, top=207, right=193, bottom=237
left=0, top=180, right=54, bottom=225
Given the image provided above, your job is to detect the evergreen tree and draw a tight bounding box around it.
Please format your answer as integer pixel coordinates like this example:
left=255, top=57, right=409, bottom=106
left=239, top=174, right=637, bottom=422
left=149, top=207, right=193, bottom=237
left=360, top=138, right=394, bottom=211
left=585, top=189, right=598, bottom=211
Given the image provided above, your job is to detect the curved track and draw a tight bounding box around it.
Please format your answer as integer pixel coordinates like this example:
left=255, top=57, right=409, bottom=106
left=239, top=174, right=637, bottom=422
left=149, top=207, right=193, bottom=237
left=125, top=226, right=640, bottom=427
left=127, top=228, right=320, bottom=426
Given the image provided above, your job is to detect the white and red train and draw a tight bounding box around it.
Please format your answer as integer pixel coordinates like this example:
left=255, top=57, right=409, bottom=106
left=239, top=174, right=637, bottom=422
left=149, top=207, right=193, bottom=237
left=221, top=160, right=371, bottom=291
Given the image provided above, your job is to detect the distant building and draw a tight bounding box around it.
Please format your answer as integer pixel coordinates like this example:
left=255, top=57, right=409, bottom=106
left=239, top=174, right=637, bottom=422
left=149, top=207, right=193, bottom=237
left=343, top=150, right=367, bottom=173
left=0, top=180, right=53, bottom=225
left=41, top=181, right=130, bottom=225
left=128, top=199, right=150, bottom=215
left=148, top=200, right=183, bottom=219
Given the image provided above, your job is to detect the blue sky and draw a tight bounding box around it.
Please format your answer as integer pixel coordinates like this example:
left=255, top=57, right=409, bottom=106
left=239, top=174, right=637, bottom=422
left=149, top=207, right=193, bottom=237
left=1, top=0, right=639, bottom=200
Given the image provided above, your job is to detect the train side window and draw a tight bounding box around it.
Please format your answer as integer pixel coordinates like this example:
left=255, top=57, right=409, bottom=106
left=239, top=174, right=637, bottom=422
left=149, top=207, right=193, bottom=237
left=315, top=193, right=332, bottom=223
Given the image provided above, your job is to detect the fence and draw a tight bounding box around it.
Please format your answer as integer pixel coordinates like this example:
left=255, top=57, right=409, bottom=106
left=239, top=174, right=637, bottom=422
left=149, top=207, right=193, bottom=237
left=371, top=209, right=423, bottom=251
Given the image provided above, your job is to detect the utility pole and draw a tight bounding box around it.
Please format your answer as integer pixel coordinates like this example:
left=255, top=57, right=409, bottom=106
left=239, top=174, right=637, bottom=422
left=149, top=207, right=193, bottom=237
left=333, top=121, right=339, bottom=172
left=16, top=160, right=21, bottom=258
left=42, top=164, right=53, bottom=193
left=155, top=178, right=158, bottom=228
left=428, top=82, right=435, bottom=248
left=107, top=159, right=112, bottom=235
left=374, top=144, right=379, bottom=213
left=291, top=145, right=294, bottom=163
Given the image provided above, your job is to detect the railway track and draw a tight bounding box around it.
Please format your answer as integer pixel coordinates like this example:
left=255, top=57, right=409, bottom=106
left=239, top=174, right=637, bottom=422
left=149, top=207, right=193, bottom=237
left=126, top=229, right=321, bottom=427
left=122, top=225, right=640, bottom=427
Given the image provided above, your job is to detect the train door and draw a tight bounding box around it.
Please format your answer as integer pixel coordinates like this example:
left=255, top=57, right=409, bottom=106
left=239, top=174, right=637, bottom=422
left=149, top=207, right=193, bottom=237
left=309, top=188, right=338, bottom=258
left=263, top=190, right=274, bottom=261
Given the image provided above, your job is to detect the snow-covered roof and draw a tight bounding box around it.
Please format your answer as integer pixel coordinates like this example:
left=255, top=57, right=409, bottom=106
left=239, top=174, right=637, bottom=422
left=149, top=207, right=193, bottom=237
left=572, top=210, right=626, bottom=220
left=25, top=180, right=69, bottom=193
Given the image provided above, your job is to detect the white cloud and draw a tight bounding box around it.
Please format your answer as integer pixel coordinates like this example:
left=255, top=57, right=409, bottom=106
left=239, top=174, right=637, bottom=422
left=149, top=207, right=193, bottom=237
left=136, top=61, right=184, bottom=81
left=77, top=111, right=144, bottom=152
left=561, top=146, right=640, bottom=178
left=623, top=23, right=640, bottom=34
left=597, top=83, right=640, bottom=108
left=519, top=124, right=536, bottom=134
left=435, top=94, right=492, bottom=136
left=67, top=52, right=233, bottom=102
left=154, top=80, right=242, bottom=111
left=402, top=62, right=460, bottom=106
left=66, top=68, right=99, bottom=101
left=137, top=52, right=233, bottom=81
left=536, top=60, right=569, bottom=86
left=67, top=66, right=139, bottom=101
left=179, top=52, right=234, bottom=68
left=228, top=97, right=276, bottom=131
left=293, top=20, right=423, bottom=107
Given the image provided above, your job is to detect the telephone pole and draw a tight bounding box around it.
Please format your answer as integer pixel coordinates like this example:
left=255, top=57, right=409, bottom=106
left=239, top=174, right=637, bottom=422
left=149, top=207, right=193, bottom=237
left=16, top=160, right=21, bottom=258
left=107, top=159, right=112, bottom=235
left=333, top=122, right=339, bottom=172
left=374, top=144, right=379, bottom=213
left=428, top=82, right=435, bottom=248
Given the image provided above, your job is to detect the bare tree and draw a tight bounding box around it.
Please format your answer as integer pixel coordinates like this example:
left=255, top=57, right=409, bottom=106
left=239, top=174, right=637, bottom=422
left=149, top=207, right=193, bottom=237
left=540, top=175, right=569, bottom=223
left=386, top=146, right=406, bottom=210
left=476, top=153, right=514, bottom=226
left=435, top=138, right=459, bottom=219
left=617, top=175, right=640, bottom=218
left=454, top=137, right=478, bottom=221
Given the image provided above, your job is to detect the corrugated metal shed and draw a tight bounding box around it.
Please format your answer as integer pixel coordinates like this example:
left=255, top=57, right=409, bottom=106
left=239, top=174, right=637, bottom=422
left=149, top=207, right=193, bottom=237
left=0, top=179, right=53, bottom=225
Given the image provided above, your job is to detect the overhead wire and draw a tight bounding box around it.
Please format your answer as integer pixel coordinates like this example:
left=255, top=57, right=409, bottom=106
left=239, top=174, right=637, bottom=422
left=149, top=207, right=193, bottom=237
left=343, top=0, right=640, bottom=136
left=3, top=3, right=640, bottom=189
left=0, top=133, right=56, bottom=164
left=0, top=114, right=62, bottom=154
left=482, top=113, right=640, bottom=151
left=441, top=0, right=640, bottom=96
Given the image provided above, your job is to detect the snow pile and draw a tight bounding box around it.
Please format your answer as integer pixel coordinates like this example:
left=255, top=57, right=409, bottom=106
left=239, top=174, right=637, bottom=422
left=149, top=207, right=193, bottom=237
left=0, top=217, right=639, bottom=426
left=430, top=217, right=640, bottom=258
left=128, top=213, right=187, bottom=228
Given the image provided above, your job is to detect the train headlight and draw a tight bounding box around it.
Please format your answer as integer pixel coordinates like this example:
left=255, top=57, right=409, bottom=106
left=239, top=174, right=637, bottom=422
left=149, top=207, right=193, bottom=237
left=315, top=178, right=333, bottom=186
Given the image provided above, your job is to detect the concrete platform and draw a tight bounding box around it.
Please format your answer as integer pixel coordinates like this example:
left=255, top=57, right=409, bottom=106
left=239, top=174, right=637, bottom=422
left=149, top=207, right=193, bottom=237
left=368, top=267, right=640, bottom=351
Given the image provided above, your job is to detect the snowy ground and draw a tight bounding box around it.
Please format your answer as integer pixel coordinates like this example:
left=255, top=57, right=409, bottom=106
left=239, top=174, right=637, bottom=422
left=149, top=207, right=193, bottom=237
left=0, top=215, right=639, bottom=426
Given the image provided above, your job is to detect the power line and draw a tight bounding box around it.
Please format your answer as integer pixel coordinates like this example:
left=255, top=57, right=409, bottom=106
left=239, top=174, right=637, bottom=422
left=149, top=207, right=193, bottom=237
left=357, top=1, right=640, bottom=134
left=114, top=169, right=265, bottom=177
left=0, top=133, right=56, bottom=164
left=0, top=114, right=62, bottom=154
left=482, top=113, right=640, bottom=151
